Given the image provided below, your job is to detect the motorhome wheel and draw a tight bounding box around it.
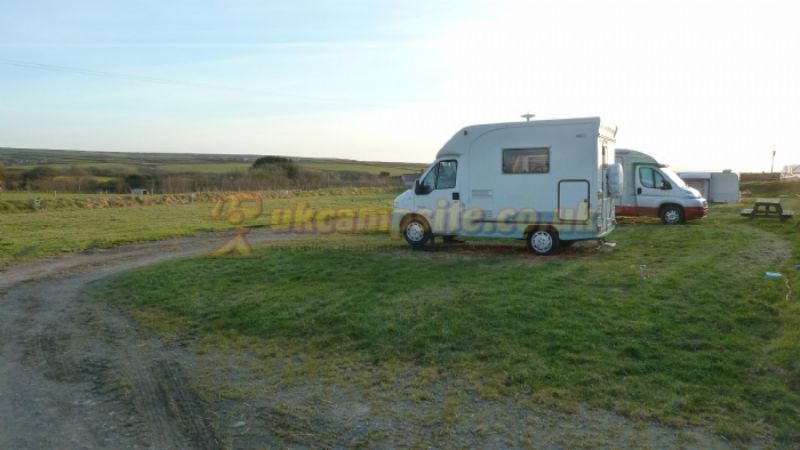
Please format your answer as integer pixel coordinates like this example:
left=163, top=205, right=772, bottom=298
left=527, top=229, right=559, bottom=255
left=404, top=218, right=431, bottom=246
left=661, top=205, right=684, bottom=225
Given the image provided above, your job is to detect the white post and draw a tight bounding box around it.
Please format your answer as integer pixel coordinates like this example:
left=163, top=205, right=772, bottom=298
left=771, top=145, right=776, bottom=173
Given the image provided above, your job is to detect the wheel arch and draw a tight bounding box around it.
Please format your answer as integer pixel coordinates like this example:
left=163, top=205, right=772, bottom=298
left=523, top=224, right=560, bottom=238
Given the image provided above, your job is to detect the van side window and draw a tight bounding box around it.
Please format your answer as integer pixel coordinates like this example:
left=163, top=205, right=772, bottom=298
left=639, top=167, right=655, bottom=188
left=639, top=167, right=666, bottom=189
left=503, top=148, right=550, bottom=174
left=436, top=160, right=458, bottom=189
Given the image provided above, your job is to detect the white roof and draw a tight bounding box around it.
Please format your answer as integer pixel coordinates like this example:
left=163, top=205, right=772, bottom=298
left=436, top=117, right=615, bottom=159
left=678, top=172, right=712, bottom=179
left=615, top=149, right=660, bottom=164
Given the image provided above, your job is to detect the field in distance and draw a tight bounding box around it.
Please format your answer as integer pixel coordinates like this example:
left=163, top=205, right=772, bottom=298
left=0, top=147, right=427, bottom=176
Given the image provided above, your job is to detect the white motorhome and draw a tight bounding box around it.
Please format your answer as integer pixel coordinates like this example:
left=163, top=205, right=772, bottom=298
left=678, top=171, right=740, bottom=203
left=614, top=149, right=708, bottom=224
left=391, top=117, right=622, bottom=255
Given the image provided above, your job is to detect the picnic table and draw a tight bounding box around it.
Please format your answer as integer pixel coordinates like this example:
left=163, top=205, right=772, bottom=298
left=740, top=198, right=796, bottom=221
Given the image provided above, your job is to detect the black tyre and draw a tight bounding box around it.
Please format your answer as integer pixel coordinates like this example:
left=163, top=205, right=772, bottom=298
left=526, top=228, right=559, bottom=255
left=661, top=205, right=684, bottom=225
left=403, top=217, right=431, bottom=247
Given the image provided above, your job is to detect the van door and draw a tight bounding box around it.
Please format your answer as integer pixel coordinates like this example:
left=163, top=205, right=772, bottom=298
left=599, top=141, right=610, bottom=231
left=558, top=180, right=590, bottom=221
left=414, top=159, right=460, bottom=234
left=635, top=165, right=670, bottom=215
left=614, top=155, right=635, bottom=209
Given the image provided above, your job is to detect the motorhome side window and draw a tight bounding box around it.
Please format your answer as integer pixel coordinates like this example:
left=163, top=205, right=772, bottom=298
left=419, top=160, right=457, bottom=193
left=502, top=148, right=550, bottom=174
left=639, top=166, right=668, bottom=189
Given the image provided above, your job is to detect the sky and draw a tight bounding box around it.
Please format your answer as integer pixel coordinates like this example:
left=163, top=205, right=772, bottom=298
left=0, top=0, right=797, bottom=172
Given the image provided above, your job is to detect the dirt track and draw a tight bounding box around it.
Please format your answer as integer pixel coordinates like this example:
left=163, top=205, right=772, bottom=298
left=0, top=230, right=299, bottom=449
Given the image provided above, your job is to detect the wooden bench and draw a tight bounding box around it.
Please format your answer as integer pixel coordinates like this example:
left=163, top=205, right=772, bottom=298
left=741, top=198, right=796, bottom=221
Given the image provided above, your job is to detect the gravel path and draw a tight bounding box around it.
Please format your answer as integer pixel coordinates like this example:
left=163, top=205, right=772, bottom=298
left=0, top=230, right=299, bottom=449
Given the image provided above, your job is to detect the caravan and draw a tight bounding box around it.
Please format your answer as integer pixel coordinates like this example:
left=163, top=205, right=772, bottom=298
left=391, top=117, right=622, bottom=255
left=678, top=171, right=740, bottom=204
left=614, top=149, right=708, bottom=224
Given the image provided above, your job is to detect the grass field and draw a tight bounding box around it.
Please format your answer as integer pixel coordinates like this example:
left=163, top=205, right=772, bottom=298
left=6, top=160, right=424, bottom=176
left=152, top=163, right=252, bottom=173
left=6, top=162, right=140, bottom=173
left=6, top=180, right=800, bottom=444
left=297, top=160, right=426, bottom=176
left=1, top=191, right=130, bottom=201
left=0, top=147, right=257, bottom=166
left=90, top=203, right=800, bottom=444
left=1, top=147, right=426, bottom=176
left=742, top=179, right=800, bottom=198
left=0, top=189, right=398, bottom=266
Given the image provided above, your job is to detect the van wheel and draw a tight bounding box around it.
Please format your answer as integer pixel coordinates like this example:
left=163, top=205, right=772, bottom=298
left=661, top=205, right=684, bottom=225
left=527, top=229, right=559, bottom=255
left=403, top=217, right=431, bottom=247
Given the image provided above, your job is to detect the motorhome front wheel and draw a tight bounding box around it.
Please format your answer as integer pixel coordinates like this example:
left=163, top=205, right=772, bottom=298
left=527, top=229, right=559, bottom=255
left=403, top=218, right=431, bottom=246
left=661, top=205, right=684, bottom=225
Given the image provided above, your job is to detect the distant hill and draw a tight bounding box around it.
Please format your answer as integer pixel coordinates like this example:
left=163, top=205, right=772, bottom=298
left=0, top=147, right=427, bottom=176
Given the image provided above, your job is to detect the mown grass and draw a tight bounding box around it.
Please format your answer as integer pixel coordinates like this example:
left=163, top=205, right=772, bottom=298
left=0, top=190, right=397, bottom=266
left=94, top=207, right=800, bottom=443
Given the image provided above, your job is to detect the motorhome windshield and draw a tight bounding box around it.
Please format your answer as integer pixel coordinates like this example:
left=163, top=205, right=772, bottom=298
left=660, top=167, right=687, bottom=188
left=421, top=162, right=436, bottom=178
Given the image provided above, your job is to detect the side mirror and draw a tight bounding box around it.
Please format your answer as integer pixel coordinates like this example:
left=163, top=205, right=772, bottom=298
left=415, top=180, right=432, bottom=195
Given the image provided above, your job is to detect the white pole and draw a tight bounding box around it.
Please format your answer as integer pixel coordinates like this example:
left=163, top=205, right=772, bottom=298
left=771, top=145, right=776, bottom=173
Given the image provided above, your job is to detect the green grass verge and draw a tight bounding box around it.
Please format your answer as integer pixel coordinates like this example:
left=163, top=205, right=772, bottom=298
left=94, top=207, right=800, bottom=442
left=0, top=190, right=397, bottom=266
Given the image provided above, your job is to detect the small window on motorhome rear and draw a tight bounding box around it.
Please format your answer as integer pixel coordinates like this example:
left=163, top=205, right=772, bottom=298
left=502, top=148, right=550, bottom=174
